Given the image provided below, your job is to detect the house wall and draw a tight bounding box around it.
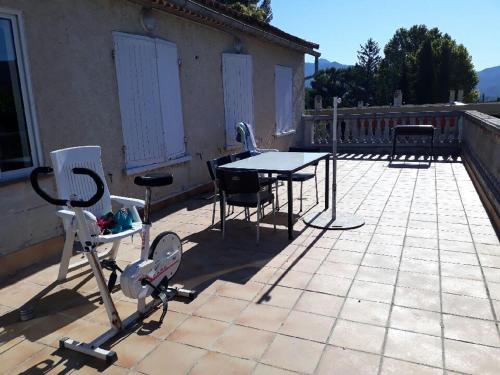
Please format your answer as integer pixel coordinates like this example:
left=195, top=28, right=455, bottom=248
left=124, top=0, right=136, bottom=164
left=0, top=0, right=305, bottom=266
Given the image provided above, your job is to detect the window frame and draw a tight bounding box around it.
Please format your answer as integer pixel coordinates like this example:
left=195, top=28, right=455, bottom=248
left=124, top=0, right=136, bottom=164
left=0, top=8, right=41, bottom=182
left=274, top=64, right=295, bottom=137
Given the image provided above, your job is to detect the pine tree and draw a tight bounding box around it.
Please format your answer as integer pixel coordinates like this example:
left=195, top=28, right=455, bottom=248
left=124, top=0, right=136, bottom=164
left=415, top=38, right=435, bottom=104
left=356, top=38, right=381, bottom=104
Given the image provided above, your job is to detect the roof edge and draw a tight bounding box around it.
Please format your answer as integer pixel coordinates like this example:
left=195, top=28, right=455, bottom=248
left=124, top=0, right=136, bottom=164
left=132, top=0, right=320, bottom=56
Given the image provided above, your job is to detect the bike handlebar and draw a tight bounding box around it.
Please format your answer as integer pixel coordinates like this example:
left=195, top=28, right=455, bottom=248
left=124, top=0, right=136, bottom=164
left=30, top=167, right=105, bottom=208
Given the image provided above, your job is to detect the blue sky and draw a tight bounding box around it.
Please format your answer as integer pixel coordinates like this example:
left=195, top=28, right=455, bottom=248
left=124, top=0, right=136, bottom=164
left=271, top=0, right=499, bottom=71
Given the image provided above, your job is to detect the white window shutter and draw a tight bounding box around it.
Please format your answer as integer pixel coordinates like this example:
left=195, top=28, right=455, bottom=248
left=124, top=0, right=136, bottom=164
left=275, top=65, right=293, bottom=134
left=222, top=53, right=254, bottom=148
left=113, top=32, right=165, bottom=168
left=155, top=39, right=185, bottom=160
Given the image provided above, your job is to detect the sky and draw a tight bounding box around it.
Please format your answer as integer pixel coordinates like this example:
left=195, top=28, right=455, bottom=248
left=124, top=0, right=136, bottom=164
left=271, top=0, right=499, bottom=71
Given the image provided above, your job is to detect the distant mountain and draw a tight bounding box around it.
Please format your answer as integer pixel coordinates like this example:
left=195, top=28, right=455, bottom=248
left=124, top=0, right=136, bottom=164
left=477, top=66, right=500, bottom=101
left=305, top=58, right=350, bottom=87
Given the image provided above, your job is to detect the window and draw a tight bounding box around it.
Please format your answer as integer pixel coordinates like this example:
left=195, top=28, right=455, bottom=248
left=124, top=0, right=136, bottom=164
left=275, top=65, right=294, bottom=135
left=222, top=53, right=254, bottom=148
left=0, top=11, right=39, bottom=181
left=113, top=32, right=186, bottom=173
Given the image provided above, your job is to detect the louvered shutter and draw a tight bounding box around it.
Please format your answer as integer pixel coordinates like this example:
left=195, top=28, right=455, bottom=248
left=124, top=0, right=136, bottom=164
left=156, top=38, right=185, bottom=160
left=113, top=32, right=166, bottom=169
left=275, top=65, right=293, bottom=134
left=222, top=53, right=254, bottom=148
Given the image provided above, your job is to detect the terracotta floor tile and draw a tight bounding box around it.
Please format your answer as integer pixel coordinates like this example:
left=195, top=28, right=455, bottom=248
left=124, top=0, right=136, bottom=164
left=1, top=340, right=46, bottom=372
left=362, top=254, right=400, bottom=269
left=441, top=263, right=483, bottom=280
left=403, top=246, right=438, bottom=262
left=399, top=258, right=439, bottom=275
left=329, top=319, right=385, bottom=354
left=212, top=325, right=275, bottom=360
left=348, top=280, right=394, bottom=304
left=253, top=363, right=298, bottom=375
left=367, top=243, right=402, bottom=257
left=441, top=276, right=488, bottom=299
left=445, top=339, right=500, bottom=375
left=385, top=329, right=442, bottom=368
left=441, top=251, right=479, bottom=265
left=168, top=292, right=212, bottom=315
left=216, top=281, right=263, bottom=301
left=136, top=340, right=206, bottom=375
left=0, top=281, right=46, bottom=309
left=254, top=285, right=302, bottom=309
left=139, top=310, right=188, bottom=340
left=355, top=266, right=397, bottom=285
left=261, top=334, right=324, bottom=374
left=394, top=286, right=440, bottom=312
left=316, top=346, right=380, bottom=375
left=294, top=291, right=344, bottom=317
left=333, top=239, right=368, bottom=252
left=380, top=358, right=442, bottom=375
left=326, top=250, right=364, bottom=265
left=283, top=257, right=322, bottom=274
left=169, top=316, right=229, bottom=349
left=306, top=274, right=351, bottom=296
left=194, top=295, right=248, bottom=322
left=188, top=351, right=255, bottom=375
left=443, top=314, right=500, bottom=347
left=270, top=270, right=313, bottom=290
left=442, top=293, right=494, bottom=320
left=390, top=306, right=441, bottom=336
left=235, top=303, right=289, bottom=332
left=316, top=261, right=358, bottom=278
left=279, top=310, right=334, bottom=342
left=340, top=299, right=390, bottom=326
left=488, top=281, right=500, bottom=300
left=397, top=271, right=440, bottom=292
left=439, top=239, right=475, bottom=253
left=110, top=332, right=159, bottom=369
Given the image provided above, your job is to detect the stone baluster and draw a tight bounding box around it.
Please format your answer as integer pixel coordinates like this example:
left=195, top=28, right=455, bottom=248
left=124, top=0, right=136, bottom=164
left=374, top=118, right=382, bottom=143
left=443, top=116, right=451, bottom=143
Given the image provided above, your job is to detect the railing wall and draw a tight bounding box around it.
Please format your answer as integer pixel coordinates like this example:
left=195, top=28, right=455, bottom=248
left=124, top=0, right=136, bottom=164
left=461, top=110, right=500, bottom=230
left=303, top=110, right=462, bottom=155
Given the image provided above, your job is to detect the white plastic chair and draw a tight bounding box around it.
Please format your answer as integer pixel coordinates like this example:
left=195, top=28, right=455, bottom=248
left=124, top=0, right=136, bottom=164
left=235, top=122, right=278, bottom=154
left=50, top=146, right=144, bottom=281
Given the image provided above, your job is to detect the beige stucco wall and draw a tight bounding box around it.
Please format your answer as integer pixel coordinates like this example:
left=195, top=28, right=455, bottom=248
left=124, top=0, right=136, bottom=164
left=0, top=0, right=305, bottom=259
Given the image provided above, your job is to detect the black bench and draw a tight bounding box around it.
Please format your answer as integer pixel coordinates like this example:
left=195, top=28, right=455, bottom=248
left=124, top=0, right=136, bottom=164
left=391, top=125, right=435, bottom=162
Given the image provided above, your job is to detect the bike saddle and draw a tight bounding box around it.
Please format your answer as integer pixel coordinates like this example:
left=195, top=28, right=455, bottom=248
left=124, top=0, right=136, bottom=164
left=134, top=173, right=173, bottom=187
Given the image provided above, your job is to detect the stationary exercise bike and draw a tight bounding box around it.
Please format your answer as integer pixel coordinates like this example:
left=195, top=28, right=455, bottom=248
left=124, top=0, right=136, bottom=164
left=30, top=167, right=196, bottom=363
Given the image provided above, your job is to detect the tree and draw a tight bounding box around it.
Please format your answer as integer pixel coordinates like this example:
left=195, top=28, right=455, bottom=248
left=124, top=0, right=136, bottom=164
left=415, top=37, right=435, bottom=104
left=217, top=0, right=273, bottom=23
left=356, top=38, right=381, bottom=104
left=376, top=25, right=478, bottom=105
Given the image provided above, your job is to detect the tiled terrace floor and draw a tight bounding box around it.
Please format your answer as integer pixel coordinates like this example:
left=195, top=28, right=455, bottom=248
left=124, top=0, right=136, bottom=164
left=1, top=156, right=500, bottom=374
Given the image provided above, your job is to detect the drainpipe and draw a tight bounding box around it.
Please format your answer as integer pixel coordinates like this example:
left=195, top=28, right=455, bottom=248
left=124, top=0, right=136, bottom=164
left=304, top=54, right=320, bottom=81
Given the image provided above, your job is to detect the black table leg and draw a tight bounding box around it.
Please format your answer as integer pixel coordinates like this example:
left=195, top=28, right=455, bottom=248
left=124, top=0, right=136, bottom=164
left=391, top=133, right=397, bottom=162
left=267, top=172, right=272, bottom=194
left=220, top=194, right=224, bottom=232
left=325, top=156, right=329, bottom=210
left=287, top=173, right=293, bottom=240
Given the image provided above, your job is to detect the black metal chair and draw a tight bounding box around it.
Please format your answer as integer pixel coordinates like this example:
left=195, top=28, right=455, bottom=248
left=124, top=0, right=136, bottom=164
left=206, top=155, right=233, bottom=225
left=231, top=151, right=252, bottom=161
left=231, top=150, right=278, bottom=196
left=276, top=147, right=320, bottom=212
left=217, top=169, right=276, bottom=243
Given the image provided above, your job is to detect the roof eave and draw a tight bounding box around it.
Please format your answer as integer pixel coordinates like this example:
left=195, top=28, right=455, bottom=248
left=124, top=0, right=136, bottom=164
left=130, top=0, right=320, bottom=56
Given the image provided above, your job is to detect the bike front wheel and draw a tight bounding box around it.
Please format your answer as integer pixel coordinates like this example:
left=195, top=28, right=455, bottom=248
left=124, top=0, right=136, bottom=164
left=149, top=231, right=182, bottom=286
